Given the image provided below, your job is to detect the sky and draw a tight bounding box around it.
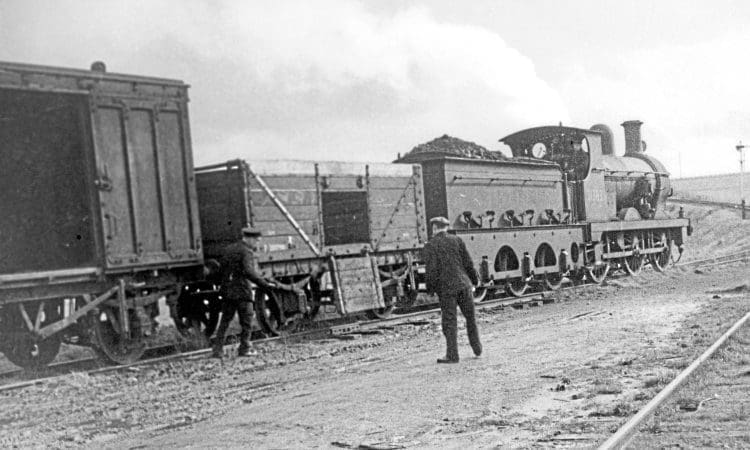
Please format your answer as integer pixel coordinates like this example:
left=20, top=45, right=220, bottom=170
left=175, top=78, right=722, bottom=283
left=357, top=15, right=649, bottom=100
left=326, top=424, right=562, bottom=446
left=1, top=0, right=750, bottom=177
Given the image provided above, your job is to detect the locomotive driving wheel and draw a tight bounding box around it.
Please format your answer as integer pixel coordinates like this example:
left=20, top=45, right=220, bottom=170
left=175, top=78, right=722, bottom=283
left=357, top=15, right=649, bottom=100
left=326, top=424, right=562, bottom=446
left=623, top=252, right=644, bottom=276
left=585, top=263, right=610, bottom=285
left=91, top=307, right=146, bottom=365
left=622, top=234, right=644, bottom=276
left=505, top=279, right=528, bottom=297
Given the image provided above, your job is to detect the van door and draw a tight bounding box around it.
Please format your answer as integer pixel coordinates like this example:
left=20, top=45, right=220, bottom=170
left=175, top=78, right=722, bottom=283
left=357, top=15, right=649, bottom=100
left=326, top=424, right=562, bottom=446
left=91, top=97, right=199, bottom=269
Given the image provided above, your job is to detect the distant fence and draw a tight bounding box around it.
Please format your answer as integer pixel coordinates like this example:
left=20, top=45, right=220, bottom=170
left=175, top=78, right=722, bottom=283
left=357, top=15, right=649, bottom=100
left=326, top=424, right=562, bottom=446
left=668, top=197, right=749, bottom=218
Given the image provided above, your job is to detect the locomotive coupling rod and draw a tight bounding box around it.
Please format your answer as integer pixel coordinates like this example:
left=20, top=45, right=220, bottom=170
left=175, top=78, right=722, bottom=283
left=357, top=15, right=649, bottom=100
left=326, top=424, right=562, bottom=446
left=35, top=285, right=120, bottom=339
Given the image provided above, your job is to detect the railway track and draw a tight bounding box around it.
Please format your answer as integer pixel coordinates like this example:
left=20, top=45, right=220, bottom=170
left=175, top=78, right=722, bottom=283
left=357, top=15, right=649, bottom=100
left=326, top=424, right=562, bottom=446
left=3, top=249, right=748, bottom=394
left=0, top=287, right=555, bottom=393
left=599, top=309, right=750, bottom=449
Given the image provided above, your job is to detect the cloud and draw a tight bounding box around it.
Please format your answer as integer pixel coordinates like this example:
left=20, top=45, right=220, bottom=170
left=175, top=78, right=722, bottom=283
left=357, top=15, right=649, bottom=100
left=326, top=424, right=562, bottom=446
left=560, top=30, right=750, bottom=177
left=0, top=0, right=568, bottom=164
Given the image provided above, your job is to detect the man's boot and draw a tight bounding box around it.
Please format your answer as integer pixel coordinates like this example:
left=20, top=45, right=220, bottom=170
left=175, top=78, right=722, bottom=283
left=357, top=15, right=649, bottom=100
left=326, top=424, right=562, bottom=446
left=211, top=344, right=224, bottom=359
left=437, top=355, right=459, bottom=364
left=237, top=340, right=256, bottom=357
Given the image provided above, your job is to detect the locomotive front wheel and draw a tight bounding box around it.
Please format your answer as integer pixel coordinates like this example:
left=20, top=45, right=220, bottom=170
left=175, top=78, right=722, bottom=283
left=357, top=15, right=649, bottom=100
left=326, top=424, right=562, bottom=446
left=2, top=333, right=62, bottom=370
left=585, top=263, right=610, bottom=285
left=92, top=308, right=146, bottom=365
left=543, top=272, right=564, bottom=290
left=623, top=253, right=645, bottom=276
left=505, top=279, right=528, bottom=297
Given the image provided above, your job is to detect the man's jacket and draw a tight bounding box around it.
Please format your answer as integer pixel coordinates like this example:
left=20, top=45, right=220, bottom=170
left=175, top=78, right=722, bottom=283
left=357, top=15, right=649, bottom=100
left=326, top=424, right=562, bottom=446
left=422, top=231, right=478, bottom=296
left=219, top=241, right=272, bottom=301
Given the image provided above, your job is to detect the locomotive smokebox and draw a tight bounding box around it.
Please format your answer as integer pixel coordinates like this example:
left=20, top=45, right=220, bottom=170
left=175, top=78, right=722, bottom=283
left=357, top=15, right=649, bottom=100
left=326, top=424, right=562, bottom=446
left=622, top=120, right=644, bottom=155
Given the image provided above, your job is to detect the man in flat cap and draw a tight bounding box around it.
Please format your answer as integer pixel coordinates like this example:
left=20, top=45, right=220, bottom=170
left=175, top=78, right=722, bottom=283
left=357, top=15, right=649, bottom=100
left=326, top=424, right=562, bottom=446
left=423, top=216, right=482, bottom=363
left=212, top=226, right=277, bottom=358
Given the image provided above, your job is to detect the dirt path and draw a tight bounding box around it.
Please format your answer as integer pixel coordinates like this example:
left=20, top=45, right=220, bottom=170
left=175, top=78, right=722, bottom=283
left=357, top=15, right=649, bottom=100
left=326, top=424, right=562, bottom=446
left=97, top=264, right=747, bottom=449
left=1, top=263, right=747, bottom=449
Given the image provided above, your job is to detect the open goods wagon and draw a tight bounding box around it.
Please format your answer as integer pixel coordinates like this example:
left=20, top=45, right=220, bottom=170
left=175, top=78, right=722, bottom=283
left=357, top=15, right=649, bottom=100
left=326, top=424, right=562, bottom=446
left=191, top=159, right=427, bottom=335
left=0, top=61, right=202, bottom=368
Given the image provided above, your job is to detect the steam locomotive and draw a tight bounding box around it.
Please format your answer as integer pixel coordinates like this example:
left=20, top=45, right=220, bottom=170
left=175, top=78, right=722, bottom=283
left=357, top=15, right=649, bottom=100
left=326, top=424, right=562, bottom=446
left=0, top=61, right=690, bottom=369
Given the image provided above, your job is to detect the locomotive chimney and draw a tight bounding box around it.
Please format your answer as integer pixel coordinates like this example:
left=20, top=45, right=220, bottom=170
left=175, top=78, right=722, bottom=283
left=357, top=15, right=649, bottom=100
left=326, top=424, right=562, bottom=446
left=622, top=120, right=644, bottom=155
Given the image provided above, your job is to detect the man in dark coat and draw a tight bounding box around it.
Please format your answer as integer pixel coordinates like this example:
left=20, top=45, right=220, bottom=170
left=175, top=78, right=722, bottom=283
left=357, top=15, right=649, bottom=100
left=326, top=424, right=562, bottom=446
left=212, top=226, right=276, bottom=358
left=422, top=216, right=482, bottom=363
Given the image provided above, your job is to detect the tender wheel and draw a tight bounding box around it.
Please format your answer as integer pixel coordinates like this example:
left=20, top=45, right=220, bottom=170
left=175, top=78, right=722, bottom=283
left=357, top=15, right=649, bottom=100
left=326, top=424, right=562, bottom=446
left=585, top=263, right=610, bottom=284
left=623, top=253, right=644, bottom=276
left=92, top=307, right=146, bottom=365
left=649, top=238, right=672, bottom=272
left=543, top=272, right=564, bottom=290
left=2, top=333, right=61, bottom=370
left=569, top=269, right=586, bottom=285
left=472, top=286, right=488, bottom=304
left=505, top=279, right=528, bottom=297
left=255, top=289, right=282, bottom=336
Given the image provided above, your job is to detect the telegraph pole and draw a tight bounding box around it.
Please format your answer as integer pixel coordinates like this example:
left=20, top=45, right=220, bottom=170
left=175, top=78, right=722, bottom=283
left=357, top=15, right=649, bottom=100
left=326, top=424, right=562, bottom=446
left=737, top=142, right=747, bottom=219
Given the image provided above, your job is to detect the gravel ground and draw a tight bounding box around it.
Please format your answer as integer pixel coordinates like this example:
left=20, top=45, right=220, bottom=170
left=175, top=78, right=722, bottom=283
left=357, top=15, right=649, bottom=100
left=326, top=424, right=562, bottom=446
left=1, top=261, right=748, bottom=449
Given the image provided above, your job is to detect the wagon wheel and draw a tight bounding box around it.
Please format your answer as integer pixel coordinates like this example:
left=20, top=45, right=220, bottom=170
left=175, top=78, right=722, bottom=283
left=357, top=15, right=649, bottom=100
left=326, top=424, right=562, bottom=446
left=2, top=332, right=62, bottom=370
left=171, top=286, right=221, bottom=349
left=255, top=289, right=282, bottom=337
left=585, top=263, right=610, bottom=285
left=505, top=279, right=528, bottom=297
left=649, top=236, right=672, bottom=273
left=366, top=305, right=396, bottom=320
left=543, top=272, right=564, bottom=290
left=1, top=301, right=62, bottom=369
left=92, top=307, right=146, bottom=365
left=472, top=286, right=488, bottom=304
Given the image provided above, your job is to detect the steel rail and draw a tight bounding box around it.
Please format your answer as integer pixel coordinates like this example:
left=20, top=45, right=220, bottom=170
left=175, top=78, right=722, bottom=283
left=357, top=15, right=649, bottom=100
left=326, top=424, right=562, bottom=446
left=598, top=310, right=750, bottom=450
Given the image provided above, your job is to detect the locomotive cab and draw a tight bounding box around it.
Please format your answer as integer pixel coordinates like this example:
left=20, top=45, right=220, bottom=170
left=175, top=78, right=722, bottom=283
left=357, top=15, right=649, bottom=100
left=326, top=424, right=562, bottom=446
left=501, top=126, right=593, bottom=182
